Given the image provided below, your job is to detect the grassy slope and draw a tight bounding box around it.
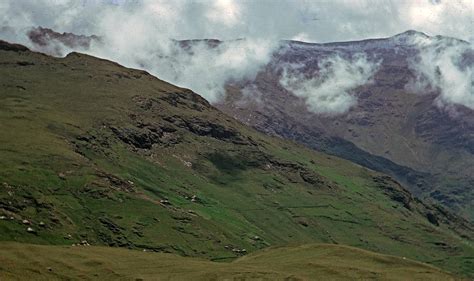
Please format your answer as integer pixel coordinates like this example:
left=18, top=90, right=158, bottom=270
left=0, top=43, right=472, bottom=277
left=0, top=242, right=460, bottom=280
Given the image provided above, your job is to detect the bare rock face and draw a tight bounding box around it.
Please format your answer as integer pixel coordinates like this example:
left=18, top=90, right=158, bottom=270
left=26, top=27, right=101, bottom=56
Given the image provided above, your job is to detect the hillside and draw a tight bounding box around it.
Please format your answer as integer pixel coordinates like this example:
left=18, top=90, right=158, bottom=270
left=0, top=40, right=473, bottom=277
left=0, top=242, right=460, bottom=280
left=10, top=27, right=473, bottom=219
left=217, top=31, right=474, bottom=220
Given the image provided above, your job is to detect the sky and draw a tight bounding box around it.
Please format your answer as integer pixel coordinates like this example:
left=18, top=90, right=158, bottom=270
left=0, top=0, right=472, bottom=110
left=1, top=0, right=472, bottom=43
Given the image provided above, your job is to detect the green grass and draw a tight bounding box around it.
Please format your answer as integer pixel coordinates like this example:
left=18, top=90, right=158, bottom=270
left=0, top=46, right=473, bottom=278
left=0, top=242, right=461, bottom=280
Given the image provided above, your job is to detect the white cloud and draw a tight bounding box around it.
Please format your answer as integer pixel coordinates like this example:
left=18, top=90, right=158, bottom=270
left=407, top=37, right=474, bottom=110
left=206, top=0, right=241, bottom=26
left=0, top=0, right=472, bottom=105
left=291, top=32, right=311, bottom=42
left=2, top=0, right=472, bottom=44
left=405, top=0, right=473, bottom=42
left=138, top=38, right=277, bottom=103
left=0, top=0, right=276, bottom=103
left=280, top=54, right=380, bottom=115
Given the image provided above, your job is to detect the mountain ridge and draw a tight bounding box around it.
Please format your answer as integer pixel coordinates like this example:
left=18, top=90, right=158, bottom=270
left=0, top=40, right=473, bottom=277
left=2, top=26, right=472, bottom=219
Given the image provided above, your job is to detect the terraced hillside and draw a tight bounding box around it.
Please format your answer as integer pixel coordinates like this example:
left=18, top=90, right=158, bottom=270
left=0, top=41, right=473, bottom=277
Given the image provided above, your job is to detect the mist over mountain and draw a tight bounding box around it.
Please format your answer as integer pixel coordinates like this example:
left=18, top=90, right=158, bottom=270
left=217, top=31, right=474, bottom=219
left=2, top=25, right=472, bottom=220
left=1, top=0, right=472, bottom=106
left=1, top=1, right=473, bottom=279
left=2, top=39, right=472, bottom=278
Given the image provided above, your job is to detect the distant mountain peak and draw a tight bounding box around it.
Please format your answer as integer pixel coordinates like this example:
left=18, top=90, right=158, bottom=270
left=391, top=30, right=469, bottom=46
left=394, top=30, right=430, bottom=38
left=389, top=30, right=431, bottom=45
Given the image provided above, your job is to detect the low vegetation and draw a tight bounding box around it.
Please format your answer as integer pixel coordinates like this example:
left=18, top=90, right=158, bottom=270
left=0, top=42, right=473, bottom=278
left=0, top=242, right=460, bottom=280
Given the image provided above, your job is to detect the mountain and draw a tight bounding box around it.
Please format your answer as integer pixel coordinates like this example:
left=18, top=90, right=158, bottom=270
left=9, top=27, right=472, bottom=221
left=216, top=31, right=474, bottom=220
left=0, top=40, right=473, bottom=278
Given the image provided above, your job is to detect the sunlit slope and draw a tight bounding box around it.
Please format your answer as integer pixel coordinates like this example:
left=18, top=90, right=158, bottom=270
left=0, top=41, right=472, bottom=276
left=0, top=242, right=460, bottom=281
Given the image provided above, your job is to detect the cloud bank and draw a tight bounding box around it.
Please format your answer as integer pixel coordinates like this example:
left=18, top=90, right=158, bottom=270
left=0, top=0, right=278, bottom=103
left=1, top=0, right=472, bottom=43
left=407, top=37, right=474, bottom=110
left=0, top=0, right=472, bottom=106
left=280, top=54, right=380, bottom=115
